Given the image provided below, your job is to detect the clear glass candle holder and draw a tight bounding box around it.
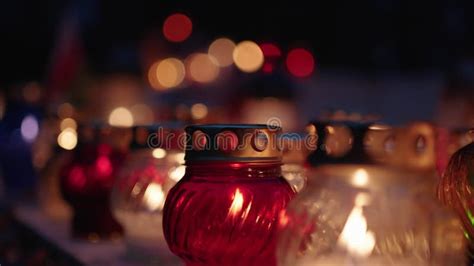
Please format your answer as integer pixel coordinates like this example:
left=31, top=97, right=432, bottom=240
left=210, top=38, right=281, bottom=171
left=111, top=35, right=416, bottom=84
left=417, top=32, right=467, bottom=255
left=111, top=148, right=185, bottom=264
left=278, top=165, right=466, bottom=266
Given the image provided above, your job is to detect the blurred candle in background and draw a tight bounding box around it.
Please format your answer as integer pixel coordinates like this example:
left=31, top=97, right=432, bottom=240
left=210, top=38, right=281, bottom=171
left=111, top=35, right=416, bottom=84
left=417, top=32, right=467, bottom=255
left=110, top=125, right=184, bottom=265
left=278, top=121, right=466, bottom=266
left=59, top=125, right=131, bottom=241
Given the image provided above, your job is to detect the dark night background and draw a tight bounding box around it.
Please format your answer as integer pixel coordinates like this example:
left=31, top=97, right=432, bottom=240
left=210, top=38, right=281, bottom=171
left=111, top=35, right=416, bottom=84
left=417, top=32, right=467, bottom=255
left=1, top=0, right=474, bottom=86
left=0, top=2, right=474, bottom=265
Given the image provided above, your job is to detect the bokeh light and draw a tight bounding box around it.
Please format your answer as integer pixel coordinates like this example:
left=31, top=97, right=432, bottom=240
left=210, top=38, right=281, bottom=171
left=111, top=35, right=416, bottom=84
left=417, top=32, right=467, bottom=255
left=163, top=13, right=193, bottom=43
left=149, top=58, right=186, bottom=91
left=208, top=38, right=236, bottom=67
left=286, top=48, right=315, bottom=77
left=187, top=53, right=219, bottom=83
left=20, top=115, right=39, bottom=142
left=96, top=155, right=113, bottom=177
left=148, top=59, right=185, bottom=90
left=169, top=165, right=186, bottom=182
left=143, top=183, right=165, bottom=211
left=152, top=148, right=167, bottom=159
left=108, top=107, right=134, bottom=127
left=60, top=118, right=77, bottom=131
left=58, top=128, right=78, bottom=150
left=157, top=58, right=185, bottom=88
left=130, top=104, right=154, bottom=125
left=233, top=41, right=264, bottom=73
left=190, top=103, right=208, bottom=120
left=148, top=61, right=161, bottom=90
left=260, top=43, right=282, bottom=73
left=260, top=43, right=282, bottom=57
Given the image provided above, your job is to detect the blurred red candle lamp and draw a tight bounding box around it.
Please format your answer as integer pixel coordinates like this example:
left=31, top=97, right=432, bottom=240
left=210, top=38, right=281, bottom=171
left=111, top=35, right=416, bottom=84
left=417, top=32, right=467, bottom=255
left=60, top=125, right=131, bottom=241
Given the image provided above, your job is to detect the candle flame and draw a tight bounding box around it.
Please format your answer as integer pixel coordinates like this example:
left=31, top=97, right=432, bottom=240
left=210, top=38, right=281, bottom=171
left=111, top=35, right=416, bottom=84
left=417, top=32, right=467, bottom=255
left=279, top=210, right=289, bottom=227
left=229, top=188, right=244, bottom=216
left=352, top=168, right=369, bottom=187
left=337, top=194, right=375, bottom=257
left=143, top=183, right=165, bottom=211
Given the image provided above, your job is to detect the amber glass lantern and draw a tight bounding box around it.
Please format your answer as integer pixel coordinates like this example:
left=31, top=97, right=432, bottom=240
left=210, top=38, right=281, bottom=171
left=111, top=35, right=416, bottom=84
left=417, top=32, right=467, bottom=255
left=59, top=124, right=131, bottom=240
left=278, top=121, right=466, bottom=266
left=110, top=125, right=184, bottom=264
left=163, top=124, right=295, bottom=266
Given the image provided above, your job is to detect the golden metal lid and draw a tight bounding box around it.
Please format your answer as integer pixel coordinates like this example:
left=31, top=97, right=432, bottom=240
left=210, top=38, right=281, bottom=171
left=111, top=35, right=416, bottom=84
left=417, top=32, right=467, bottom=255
left=185, top=124, right=282, bottom=162
left=305, top=120, right=449, bottom=173
left=387, top=122, right=436, bottom=171
left=306, top=121, right=376, bottom=166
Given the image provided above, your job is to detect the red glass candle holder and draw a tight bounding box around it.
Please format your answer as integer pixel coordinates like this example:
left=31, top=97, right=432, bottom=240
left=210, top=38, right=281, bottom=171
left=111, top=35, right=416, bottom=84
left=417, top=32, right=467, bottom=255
left=163, top=124, right=295, bottom=266
left=60, top=125, right=129, bottom=240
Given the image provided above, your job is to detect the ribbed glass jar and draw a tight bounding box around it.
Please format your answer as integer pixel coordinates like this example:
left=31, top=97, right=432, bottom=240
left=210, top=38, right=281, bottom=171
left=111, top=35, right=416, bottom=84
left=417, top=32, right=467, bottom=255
left=163, top=124, right=295, bottom=266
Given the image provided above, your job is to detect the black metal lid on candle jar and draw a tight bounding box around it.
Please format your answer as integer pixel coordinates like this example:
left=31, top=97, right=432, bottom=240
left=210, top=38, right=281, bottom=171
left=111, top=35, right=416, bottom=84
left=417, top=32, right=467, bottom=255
left=306, top=120, right=392, bottom=167
left=185, top=124, right=282, bottom=162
